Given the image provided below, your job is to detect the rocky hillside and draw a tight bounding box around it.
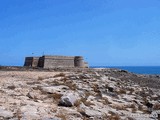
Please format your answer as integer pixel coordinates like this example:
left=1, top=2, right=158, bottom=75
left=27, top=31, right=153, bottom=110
left=0, top=68, right=160, bottom=120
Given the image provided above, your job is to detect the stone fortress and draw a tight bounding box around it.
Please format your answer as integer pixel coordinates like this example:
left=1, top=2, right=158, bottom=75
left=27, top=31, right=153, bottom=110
left=24, top=55, right=88, bottom=68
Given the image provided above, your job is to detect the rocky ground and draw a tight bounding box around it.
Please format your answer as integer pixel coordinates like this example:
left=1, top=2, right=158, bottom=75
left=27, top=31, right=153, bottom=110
left=0, top=68, right=160, bottom=120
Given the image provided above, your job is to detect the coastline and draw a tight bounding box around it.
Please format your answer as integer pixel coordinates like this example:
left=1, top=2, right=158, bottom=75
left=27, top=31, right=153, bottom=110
left=91, top=66, right=160, bottom=75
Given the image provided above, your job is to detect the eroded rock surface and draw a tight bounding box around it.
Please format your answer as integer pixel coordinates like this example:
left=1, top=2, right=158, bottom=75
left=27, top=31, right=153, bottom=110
left=0, top=69, right=160, bottom=120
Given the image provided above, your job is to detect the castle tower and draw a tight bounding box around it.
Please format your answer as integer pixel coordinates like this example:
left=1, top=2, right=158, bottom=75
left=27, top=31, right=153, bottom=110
left=24, top=57, right=39, bottom=67
left=74, top=56, right=84, bottom=67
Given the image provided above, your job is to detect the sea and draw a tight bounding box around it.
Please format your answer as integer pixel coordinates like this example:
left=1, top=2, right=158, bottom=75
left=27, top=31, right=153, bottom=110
left=91, top=66, right=160, bottom=75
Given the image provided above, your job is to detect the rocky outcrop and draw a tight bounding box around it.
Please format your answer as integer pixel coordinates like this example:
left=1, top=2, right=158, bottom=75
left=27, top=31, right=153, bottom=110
left=0, top=69, right=160, bottom=119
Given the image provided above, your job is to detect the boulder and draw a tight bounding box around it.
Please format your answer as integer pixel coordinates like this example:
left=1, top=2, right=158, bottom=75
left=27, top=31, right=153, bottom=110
left=58, top=92, right=79, bottom=107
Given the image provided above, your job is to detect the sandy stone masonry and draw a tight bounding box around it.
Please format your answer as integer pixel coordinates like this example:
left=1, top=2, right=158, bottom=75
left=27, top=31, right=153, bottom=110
left=24, top=55, right=88, bottom=68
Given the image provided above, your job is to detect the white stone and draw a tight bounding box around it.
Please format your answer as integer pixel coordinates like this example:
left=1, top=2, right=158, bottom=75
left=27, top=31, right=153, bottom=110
left=0, top=108, right=13, bottom=118
left=42, top=85, right=69, bottom=94
left=59, top=92, right=79, bottom=107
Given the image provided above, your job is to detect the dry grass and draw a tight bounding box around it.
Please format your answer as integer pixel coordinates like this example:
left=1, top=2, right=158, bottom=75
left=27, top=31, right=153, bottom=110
left=83, top=100, right=95, bottom=106
left=130, top=104, right=137, bottom=113
left=138, top=105, right=143, bottom=111
left=52, top=93, right=63, bottom=100
left=126, top=117, right=136, bottom=120
left=153, top=103, right=160, bottom=110
left=60, top=77, right=68, bottom=82
left=108, top=111, right=121, bottom=120
left=38, top=75, right=57, bottom=80
left=16, top=108, right=22, bottom=120
left=38, top=76, right=43, bottom=80
left=56, top=112, right=67, bottom=120
left=111, top=104, right=127, bottom=110
left=128, top=88, right=134, bottom=95
left=132, top=108, right=137, bottom=113
left=54, top=73, right=65, bottom=78
left=108, top=115, right=121, bottom=120
left=50, top=76, right=77, bottom=90
left=116, top=89, right=126, bottom=94
left=137, top=104, right=148, bottom=114
left=69, top=83, right=77, bottom=90
left=101, top=96, right=112, bottom=105
left=75, top=90, right=95, bottom=107
left=142, top=97, right=148, bottom=104
left=85, top=92, right=92, bottom=97
left=65, top=81, right=77, bottom=90
left=124, top=103, right=137, bottom=113
left=74, top=99, right=82, bottom=107
left=92, top=84, right=100, bottom=93
left=75, top=97, right=94, bottom=107
left=47, top=92, right=63, bottom=104
left=130, top=104, right=136, bottom=108
left=77, top=108, right=90, bottom=119
left=26, top=81, right=41, bottom=85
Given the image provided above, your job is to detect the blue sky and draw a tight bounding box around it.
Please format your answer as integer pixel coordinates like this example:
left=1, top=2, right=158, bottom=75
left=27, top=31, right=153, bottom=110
left=0, top=0, right=160, bottom=66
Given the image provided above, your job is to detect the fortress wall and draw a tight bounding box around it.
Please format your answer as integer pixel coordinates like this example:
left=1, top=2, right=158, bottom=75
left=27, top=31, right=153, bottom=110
left=84, top=62, right=89, bottom=68
left=43, top=56, right=75, bottom=68
left=32, top=57, right=39, bottom=67
left=24, top=55, right=89, bottom=68
left=38, top=57, right=44, bottom=67
left=24, top=57, right=33, bottom=67
left=24, top=57, right=39, bottom=67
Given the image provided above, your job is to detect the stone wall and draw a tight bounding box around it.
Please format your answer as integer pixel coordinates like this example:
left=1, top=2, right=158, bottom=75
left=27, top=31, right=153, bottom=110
left=24, top=55, right=88, bottom=68
left=43, top=56, right=75, bottom=68
left=24, top=57, right=39, bottom=67
left=24, top=57, right=33, bottom=67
